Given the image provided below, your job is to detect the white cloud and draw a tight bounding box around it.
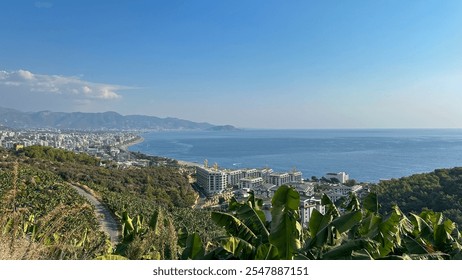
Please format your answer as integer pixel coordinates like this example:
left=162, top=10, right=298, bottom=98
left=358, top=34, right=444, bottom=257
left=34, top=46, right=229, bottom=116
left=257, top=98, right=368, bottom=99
left=0, top=69, right=133, bottom=113
left=17, top=70, right=35, bottom=80
left=0, top=69, right=125, bottom=100
left=82, top=86, right=92, bottom=94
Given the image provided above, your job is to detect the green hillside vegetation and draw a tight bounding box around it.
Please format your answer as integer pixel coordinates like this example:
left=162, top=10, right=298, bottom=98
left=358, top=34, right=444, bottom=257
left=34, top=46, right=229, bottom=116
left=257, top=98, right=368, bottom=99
left=22, top=145, right=100, bottom=166
left=0, top=159, right=109, bottom=259
left=0, top=146, right=223, bottom=259
left=372, top=168, right=462, bottom=225
left=17, top=146, right=198, bottom=210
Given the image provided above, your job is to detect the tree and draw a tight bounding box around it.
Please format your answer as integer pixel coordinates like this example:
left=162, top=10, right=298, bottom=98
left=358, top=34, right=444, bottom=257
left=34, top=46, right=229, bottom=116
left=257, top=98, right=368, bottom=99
left=345, top=179, right=357, bottom=187
left=330, top=178, right=340, bottom=184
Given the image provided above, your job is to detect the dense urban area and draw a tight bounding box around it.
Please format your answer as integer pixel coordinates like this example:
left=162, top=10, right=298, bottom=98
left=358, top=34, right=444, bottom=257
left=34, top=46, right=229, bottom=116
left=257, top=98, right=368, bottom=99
left=0, top=128, right=156, bottom=167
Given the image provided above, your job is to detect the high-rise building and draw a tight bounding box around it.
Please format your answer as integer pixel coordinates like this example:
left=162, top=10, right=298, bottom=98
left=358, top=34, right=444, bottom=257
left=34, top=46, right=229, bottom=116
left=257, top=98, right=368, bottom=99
left=196, top=166, right=228, bottom=195
left=269, top=172, right=290, bottom=186
left=289, top=170, right=303, bottom=182
left=325, top=172, right=349, bottom=184
left=257, top=168, right=273, bottom=182
left=300, top=198, right=325, bottom=228
left=227, top=169, right=244, bottom=186
left=239, top=177, right=264, bottom=189
left=242, top=168, right=258, bottom=178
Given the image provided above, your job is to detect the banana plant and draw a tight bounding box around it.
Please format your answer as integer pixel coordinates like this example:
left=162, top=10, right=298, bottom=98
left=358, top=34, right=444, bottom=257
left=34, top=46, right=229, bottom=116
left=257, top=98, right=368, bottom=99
left=22, top=214, right=37, bottom=240
left=113, top=208, right=178, bottom=260
left=269, top=185, right=303, bottom=259
left=179, top=229, right=205, bottom=260
left=403, top=210, right=462, bottom=259
left=197, top=187, right=302, bottom=260
left=302, top=191, right=462, bottom=260
left=104, top=186, right=462, bottom=260
left=116, top=210, right=147, bottom=242
left=303, top=193, right=364, bottom=259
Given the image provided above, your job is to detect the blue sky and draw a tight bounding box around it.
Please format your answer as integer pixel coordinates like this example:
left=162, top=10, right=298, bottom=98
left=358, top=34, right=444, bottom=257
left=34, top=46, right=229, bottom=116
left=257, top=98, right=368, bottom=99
left=1, top=0, right=462, bottom=128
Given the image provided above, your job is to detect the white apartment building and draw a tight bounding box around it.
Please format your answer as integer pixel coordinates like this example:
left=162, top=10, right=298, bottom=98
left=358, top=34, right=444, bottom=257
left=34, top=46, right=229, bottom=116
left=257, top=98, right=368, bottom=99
left=242, top=168, right=258, bottom=178
left=227, top=169, right=244, bottom=186
left=252, top=183, right=276, bottom=198
left=196, top=166, right=228, bottom=195
left=326, top=185, right=363, bottom=202
left=325, top=172, right=349, bottom=184
left=4, top=141, right=14, bottom=149
left=239, top=177, right=264, bottom=189
left=256, top=168, right=273, bottom=182
left=290, top=182, right=315, bottom=196
left=289, top=171, right=303, bottom=182
left=269, top=172, right=291, bottom=186
left=224, top=168, right=303, bottom=188
left=300, top=198, right=325, bottom=228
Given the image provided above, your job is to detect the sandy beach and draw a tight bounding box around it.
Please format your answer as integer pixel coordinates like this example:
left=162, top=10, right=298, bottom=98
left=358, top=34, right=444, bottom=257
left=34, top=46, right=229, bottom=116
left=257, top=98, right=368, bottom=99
left=176, top=160, right=203, bottom=168
left=118, top=135, right=204, bottom=168
left=118, top=136, right=144, bottom=151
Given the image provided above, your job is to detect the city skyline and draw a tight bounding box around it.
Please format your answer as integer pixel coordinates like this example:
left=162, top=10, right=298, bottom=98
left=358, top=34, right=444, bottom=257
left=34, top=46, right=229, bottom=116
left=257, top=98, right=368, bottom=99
left=1, top=1, right=462, bottom=129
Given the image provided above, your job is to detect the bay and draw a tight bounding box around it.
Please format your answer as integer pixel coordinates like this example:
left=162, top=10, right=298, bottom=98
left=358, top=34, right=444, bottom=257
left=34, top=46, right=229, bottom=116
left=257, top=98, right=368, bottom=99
left=129, top=129, right=462, bottom=183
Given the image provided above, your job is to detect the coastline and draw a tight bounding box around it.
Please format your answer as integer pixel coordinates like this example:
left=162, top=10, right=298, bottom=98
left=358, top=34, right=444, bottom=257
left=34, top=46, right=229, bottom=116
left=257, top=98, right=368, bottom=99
left=125, top=129, right=462, bottom=183
left=119, top=134, right=202, bottom=167
left=176, top=159, right=203, bottom=168
left=118, top=136, right=144, bottom=151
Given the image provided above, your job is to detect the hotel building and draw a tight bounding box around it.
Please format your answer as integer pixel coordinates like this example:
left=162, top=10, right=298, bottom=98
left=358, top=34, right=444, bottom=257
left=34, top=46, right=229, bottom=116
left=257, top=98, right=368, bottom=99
left=196, top=166, right=228, bottom=195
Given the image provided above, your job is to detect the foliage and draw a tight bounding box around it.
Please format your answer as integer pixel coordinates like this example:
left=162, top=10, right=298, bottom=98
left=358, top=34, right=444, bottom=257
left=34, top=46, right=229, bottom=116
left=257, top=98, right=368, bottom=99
left=269, top=186, right=302, bottom=259
left=113, top=208, right=178, bottom=260
left=176, top=188, right=301, bottom=260
left=55, top=161, right=197, bottom=209
left=21, top=145, right=99, bottom=166
left=0, top=163, right=109, bottom=259
left=1, top=146, right=224, bottom=260
left=178, top=186, right=462, bottom=260
left=4, top=145, right=462, bottom=260
left=372, top=168, right=462, bottom=225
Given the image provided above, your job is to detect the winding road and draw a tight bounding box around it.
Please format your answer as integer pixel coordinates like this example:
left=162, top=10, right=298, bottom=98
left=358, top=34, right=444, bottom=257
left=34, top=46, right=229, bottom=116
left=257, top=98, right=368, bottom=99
left=69, top=184, right=120, bottom=245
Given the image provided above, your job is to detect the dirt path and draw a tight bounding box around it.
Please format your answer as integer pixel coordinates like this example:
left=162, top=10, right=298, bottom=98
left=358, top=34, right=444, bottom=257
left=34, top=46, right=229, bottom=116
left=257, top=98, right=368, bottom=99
left=69, top=184, right=120, bottom=245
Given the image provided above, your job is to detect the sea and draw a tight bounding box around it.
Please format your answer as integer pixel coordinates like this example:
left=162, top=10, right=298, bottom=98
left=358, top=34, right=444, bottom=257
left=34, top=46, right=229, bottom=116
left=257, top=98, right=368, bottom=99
left=128, top=129, right=462, bottom=183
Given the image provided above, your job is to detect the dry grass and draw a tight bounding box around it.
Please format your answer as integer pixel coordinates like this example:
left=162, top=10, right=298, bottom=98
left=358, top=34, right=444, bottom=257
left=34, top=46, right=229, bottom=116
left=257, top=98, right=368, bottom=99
left=1, top=157, right=109, bottom=260
left=0, top=205, right=108, bottom=260
left=0, top=233, right=46, bottom=260
left=0, top=212, right=47, bottom=260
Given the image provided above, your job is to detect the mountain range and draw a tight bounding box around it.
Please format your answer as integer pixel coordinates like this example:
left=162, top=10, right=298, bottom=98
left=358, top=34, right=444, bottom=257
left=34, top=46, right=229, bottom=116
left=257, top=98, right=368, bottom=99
left=0, top=107, right=232, bottom=131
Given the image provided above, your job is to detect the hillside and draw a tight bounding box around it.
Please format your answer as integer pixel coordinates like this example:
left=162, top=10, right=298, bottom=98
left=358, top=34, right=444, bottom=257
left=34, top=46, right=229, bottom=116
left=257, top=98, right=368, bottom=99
left=372, top=167, right=462, bottom=225
left=0, top=153, right=108, bottom=259
left=3, top=145, right=462, bottom=260
left=0, top=146, right=223, bottom=259
left=0, top=107, right=216, bottom=131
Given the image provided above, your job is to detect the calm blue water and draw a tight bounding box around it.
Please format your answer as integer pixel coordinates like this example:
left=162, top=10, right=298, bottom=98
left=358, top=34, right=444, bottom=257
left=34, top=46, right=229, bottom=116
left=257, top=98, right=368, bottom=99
left=129, top=129, right=462, bottom=182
